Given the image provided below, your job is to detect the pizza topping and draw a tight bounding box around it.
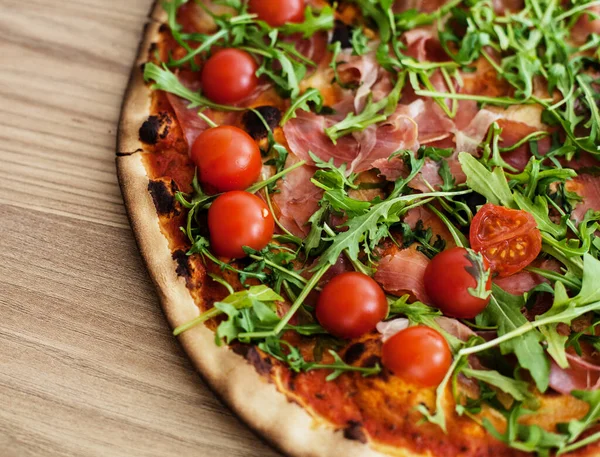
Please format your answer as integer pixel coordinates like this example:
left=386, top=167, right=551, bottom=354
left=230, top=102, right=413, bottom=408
left=316, top=272, right=388, bottom=339
left=200, top=49, right=259, bottom=104
left=241, top=106, right=282, bottom=140
left=248, top=0, right=305, bottom=27
left=373, top=247, right=431, bottom=303
left=282, top=108, right=418, bottom=174
left=191, top=126, right=262, bottom=193
left=424, top=247, right=492, bottom=319
left=207, top=191, right=274, bottom=259
left=470, top=203, right=542, bottom=277
left=382, top=325, right=452, bottom=387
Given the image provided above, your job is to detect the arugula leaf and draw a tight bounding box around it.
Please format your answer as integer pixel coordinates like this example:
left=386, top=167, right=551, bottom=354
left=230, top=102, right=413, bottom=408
left=483, top=405, right=567, bottom=455
left=144, top=62, right=244, bottom=112
left=260, top=339, right=381, bottom=381
left=280, top=88, right=323, bottom=125
left=458, top=153, right=514, bottom=207
left=173, top=285, right=283, bottom=337
left=461, top=367, right=531, bottom=402
left=513, top=194, right=567, bottom=239
left=477, top=285, right=550, bottom=392
left=351, top=27, right=370, bottom=55
left=314, top=190, right=468, bottom=269
left=325, top=72, right=405, bottom=143
left=280, top=5, right=335, bottom=38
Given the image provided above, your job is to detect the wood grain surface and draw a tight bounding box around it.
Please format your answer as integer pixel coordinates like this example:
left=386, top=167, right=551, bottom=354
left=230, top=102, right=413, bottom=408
left=0, top=2, right=281, bottom=456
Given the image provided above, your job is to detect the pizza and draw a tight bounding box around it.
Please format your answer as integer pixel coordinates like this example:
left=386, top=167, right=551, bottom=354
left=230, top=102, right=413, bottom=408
left=116, top=1, right=600, bottom=456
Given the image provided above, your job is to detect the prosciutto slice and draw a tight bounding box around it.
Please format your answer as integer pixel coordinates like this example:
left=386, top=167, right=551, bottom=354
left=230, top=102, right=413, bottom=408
left=566, top=174, right=600, bottom=222
left=374, top=247, right=431, bottom=303
left=282, top=108, right=418, bottom=174
left=549, top=351, right=600, bottom=394
left=166, top=93, right=213, bottom=149
left=272, top=156, right=323, bottom=238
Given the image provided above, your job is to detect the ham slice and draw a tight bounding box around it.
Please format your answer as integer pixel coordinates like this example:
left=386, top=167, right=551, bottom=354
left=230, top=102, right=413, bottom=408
left=573, top=6, right=600, bottom=43
left=403, top=206, right=456, bottom=247
left=377, top=316, right=475, bottom=342
left=282, top=108, right=418, bottom=174
left=337, top=51, right=380, bottom=113
left=374, top=247, right=431, bottom=303
left=549, top=350, right=600, bottom=394
left=566, top=174, right=600, bottom=222
left=272, top=156, right=323, bottom=238
left=167, top=93, right=213, bottom=149
left=455, top=109, right=501, bottom=153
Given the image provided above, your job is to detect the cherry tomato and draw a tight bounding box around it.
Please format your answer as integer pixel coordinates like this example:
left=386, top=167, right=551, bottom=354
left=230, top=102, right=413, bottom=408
left=470, top=203, right=542, bottom=277
left=316, top=272, right=388, bottom=339
left=201, top=49, right=259, bottom=104
left=424, top=247, right=492, bottom=319
left=191, top=126, right=262, bottom=193
left=248, top=0, right=305, bottom=27
left=382, top=325, right=452, bottom=387
left=208, top=191, right=274, bottom=258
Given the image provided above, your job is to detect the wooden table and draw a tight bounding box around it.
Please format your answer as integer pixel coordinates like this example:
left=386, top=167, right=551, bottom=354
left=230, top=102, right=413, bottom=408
left=0, top=2, right=281, bottom=456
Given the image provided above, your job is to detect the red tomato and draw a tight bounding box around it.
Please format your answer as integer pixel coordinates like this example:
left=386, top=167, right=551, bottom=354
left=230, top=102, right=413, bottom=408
left=382, top=325, right=452, bottom=387
left=424, top=247, right=492, bottom=319
left=248, top=0, right=305, bottom=27
left=208, top=191, right=274, bottom=258
left=191, top=126, right=262, bottom=193
left=470, top=203, right=542, bottom=277
left=316, top=272, right=388, bottom=339
left=201, top=49, right=259, bottom=104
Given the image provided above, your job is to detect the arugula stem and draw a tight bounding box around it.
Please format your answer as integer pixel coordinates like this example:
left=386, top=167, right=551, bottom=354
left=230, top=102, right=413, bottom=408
left=559, top=431, right=600, bottom=455
left=246, top=160, right=306, bottom=194
left=249, top=254, right=308, bottom=285
left=524, top=266, right=581, bottom=290
left=426, top=204, right=468, bottom=248
left=498, top=131, right=549, bottom=152
left=173, top=307, right=221, bottom=336
left=458, top=300, right=600, bottom=357
left=554, top=0, right=600, bottom=22
left=238, top=265, right=331, bottom=339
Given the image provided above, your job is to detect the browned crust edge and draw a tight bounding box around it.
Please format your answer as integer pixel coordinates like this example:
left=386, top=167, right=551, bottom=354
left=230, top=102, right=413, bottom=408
left=115, top=4, right=423, bottom=457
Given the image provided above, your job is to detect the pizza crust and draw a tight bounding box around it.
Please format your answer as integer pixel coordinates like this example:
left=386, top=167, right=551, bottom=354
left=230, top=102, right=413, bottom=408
left=117, top=19, right=162, bottom=154
left=116, top=7, right=425, bottom=457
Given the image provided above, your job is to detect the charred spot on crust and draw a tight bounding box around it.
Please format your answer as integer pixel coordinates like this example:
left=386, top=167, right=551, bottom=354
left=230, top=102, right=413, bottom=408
left=343, top=342, right=366, bottom=364
left=148, top=179, right=180, bottom=216
left=172, top=250, right=190, bottom=280
left=343, top=421, right=367, bottom=443
left=245, top=346, right=273, bottom=376
left=331, top=20, right=353, bottom=48
left=140, top=116, right=160, bottom=144
left=139, top=112, right=172, bottom=144
left=159, top=23, right=169, bottom=33
left=362, top=355, right=381, bottom=369
left=241, top=106, right=282, bottom=140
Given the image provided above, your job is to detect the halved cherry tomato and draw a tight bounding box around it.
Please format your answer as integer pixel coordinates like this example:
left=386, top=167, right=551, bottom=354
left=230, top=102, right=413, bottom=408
left=201, top=49, right=258, bottom=104
left=424, top=247, right=492, bottom=319
left=208, top=191, right=274, bottom=258
left=470, top=204, right=542, bottom=277
left=382, top=325, right=452, bottom=387
left=191, top=126, right=262, bottom=193
left=248, top=0, right=305, bottom=27
left=316, top=272, right=388, bottom=339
